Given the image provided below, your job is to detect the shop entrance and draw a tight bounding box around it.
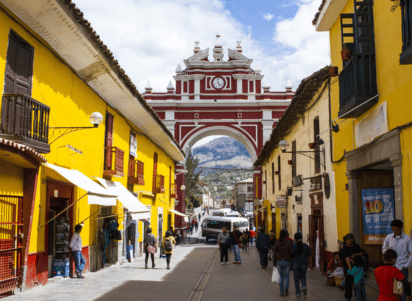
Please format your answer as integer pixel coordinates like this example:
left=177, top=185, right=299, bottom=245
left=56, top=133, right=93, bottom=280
left=358, top=168, right=394, bottom=268
left=46, top=181, right=73, bottom=278
left=309, top=207, right=325, bottom=272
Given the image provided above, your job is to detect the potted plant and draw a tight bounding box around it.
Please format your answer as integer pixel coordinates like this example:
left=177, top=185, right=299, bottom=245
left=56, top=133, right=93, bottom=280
left=308, top=142, right=316, bottom=149
left=341, top=44, right=351, bottom=61
left=275, top=171, right=279, bottom=175
left=329, top=66, right=339, bottom=77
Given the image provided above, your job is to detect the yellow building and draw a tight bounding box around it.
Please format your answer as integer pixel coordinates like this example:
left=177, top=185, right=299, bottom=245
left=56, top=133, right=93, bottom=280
left=254, top=67, right=339, bottom=272
left=313, top=0, right=412, bottom=285
left=0, top=0, right=184, bottom=293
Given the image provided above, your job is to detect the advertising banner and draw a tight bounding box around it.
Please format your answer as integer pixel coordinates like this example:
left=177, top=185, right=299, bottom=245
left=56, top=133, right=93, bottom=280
left=361, top=188, right=395, bottom=244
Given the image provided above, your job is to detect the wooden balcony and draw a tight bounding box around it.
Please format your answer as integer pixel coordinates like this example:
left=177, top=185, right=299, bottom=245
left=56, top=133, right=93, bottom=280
left=1, top=94, right=50, bottom=153
left=153, top=175, right=165, bottom=194
left=170, top=183, right=177, bottom=198
left=338, top=55, right=378, bottom=118
left=128, top=160, right=144, bottom=185
left=104, top=147, right=124, bottom=177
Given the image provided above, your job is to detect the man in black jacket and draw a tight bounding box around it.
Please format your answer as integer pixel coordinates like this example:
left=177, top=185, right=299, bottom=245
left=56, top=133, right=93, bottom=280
left=256, top=229, right=271, bottom=269
left=230, top=225, right=242, bottom=264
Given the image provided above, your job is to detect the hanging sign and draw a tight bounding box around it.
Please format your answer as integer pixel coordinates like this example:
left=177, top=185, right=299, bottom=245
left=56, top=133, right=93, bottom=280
left=130, top=134, right=137, bottom=157
left=275, top=196, right=287, bottom=208
left=362, top=188, right=395, bottom=245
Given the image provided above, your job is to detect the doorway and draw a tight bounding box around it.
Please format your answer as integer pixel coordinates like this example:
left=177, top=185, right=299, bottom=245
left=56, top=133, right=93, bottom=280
left=46, top=181, right=73, bottom=278
left=309, top=209, right=325, bottom=271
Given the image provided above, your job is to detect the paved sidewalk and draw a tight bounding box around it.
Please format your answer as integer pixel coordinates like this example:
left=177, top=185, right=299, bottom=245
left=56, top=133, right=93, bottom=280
left=6, top=245, right=204, bottom=301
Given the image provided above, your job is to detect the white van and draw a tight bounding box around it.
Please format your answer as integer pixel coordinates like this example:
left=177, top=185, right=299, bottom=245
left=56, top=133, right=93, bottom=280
left=201, top=216, right=249, bottom=242
left=212, top=209, right=240, bottom=217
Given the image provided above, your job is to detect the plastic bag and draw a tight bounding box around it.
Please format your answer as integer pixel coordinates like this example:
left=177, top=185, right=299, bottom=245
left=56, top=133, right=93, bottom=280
left=272, top=267, right=280, bottom=283
left=331, top=267, right=344, bottom=279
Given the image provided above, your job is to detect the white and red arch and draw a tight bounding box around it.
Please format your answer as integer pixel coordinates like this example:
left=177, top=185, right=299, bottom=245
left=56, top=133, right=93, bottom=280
left=145, top=37, right=293, bottom=226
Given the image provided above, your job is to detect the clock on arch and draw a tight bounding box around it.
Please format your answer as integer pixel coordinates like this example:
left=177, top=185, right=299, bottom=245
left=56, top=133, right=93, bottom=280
left=212, top=77, right=225, bottom=89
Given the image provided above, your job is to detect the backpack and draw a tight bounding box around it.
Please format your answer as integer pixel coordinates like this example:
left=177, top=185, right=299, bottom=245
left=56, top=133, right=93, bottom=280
left=164, top=238, right=173, bottom=252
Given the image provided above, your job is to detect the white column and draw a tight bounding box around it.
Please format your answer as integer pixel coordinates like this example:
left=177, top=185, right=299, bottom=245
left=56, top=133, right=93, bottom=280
left=237, top=79, right=242, bottom=94
left=261, top=120, right=275, bottom=143
left=195, top=79, right=200, bottom=100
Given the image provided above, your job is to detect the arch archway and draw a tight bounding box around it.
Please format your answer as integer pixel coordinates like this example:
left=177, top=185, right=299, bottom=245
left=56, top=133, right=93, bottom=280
left=182, top=126, right=258, bottom=163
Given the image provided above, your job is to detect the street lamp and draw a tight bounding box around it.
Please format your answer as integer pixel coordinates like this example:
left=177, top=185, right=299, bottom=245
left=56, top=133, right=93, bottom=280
left=49, top=111, right=104, bottom=143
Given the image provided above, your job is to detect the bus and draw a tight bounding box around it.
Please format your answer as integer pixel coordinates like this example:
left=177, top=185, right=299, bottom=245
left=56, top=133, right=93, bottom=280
left=201, top=216, right=249, bottom=242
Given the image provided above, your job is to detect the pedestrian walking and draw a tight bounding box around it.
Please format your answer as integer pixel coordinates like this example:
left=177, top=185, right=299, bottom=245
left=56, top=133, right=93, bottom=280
left=291, top=232, right=312, bottom=297
left=249, top=229, right=256, bottom=245
left=241, top=230, right=249, bottom=251
left=195, top=220, right=199, bottom=232
left=70, top=224, right=86, bottom=279
left=230, top=225, right=242, bottom=264
left=198, top=213, right=201, bottom=221
left=375, top=249, right=412, bottom=301
left=273, top=229, right=293, bottom=297
left=163, top=231, right=176, bottom=270
left=256, top=229, right=271, bottom=268
left=217, top=227, right=230, bottom=264
left=382, top=219, right=412, bottom=301
left=340, top=233, right=365, bottom=301
left=144, top=228, right=157, bottom=269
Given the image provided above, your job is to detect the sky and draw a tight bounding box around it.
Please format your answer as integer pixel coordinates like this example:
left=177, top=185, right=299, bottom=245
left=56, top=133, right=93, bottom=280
left=76, top=0, right=330, bottom=147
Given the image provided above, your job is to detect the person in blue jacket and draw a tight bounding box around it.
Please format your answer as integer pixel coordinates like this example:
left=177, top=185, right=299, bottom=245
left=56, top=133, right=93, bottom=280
left=256, top=229, right=271, bottom=269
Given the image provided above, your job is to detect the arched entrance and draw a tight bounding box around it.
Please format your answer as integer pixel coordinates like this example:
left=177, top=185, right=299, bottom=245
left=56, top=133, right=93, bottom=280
left=182, top=126, right=258, bottom=162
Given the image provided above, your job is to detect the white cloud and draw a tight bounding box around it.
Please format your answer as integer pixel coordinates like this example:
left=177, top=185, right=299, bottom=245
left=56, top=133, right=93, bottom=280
left=262, top=13, right=275, bottom=21
left=76, top=0, right=328, bottom=92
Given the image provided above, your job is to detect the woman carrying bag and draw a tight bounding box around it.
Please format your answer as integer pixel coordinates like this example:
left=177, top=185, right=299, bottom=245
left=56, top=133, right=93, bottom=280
left=273, top=229, right=293, bottom=297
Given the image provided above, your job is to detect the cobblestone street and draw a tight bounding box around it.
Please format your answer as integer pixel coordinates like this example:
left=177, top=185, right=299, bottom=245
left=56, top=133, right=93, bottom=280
left=6, top=237, right=379, bottom=301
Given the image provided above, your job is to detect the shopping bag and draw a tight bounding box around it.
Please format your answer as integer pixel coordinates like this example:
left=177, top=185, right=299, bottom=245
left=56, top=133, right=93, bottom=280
left=147, top=245, right=156, bottom=254
left=393, top=278, right=404, bottom=295
left=272, top=267, right=280, bottom=283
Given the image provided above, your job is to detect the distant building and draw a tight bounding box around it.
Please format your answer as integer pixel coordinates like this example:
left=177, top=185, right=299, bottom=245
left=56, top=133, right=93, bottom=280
left=196, top=180, right=213, bottom=209
left=234, top=179, right=254, bottom=210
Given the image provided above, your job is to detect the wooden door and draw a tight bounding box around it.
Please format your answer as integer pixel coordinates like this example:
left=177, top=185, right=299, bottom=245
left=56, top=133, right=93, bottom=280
left=271, top=212, right=276, bottom=237
left=2, top=31, right=34, bottom=135
left=105, top=113, right=114, bottom=170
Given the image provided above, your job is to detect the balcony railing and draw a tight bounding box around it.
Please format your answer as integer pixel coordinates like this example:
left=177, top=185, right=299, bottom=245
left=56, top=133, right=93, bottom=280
left=338, top=55, right=378, bottom=118
left=1, top=94, right=50, bottom=153
left=104, top=147, right=124, bottom=177
left=128, top=160, right=144, bottom=185
left=153, top=175, right=165, bottom=194
left=170, top=183, right=177, bottom=198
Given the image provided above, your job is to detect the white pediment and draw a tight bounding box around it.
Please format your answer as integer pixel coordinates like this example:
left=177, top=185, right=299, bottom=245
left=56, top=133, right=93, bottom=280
left=228, top=48, right=250, bottom=61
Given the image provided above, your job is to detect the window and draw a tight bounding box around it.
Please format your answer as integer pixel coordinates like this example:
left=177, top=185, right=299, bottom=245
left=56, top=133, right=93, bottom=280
left=400, top=0, right=412, bottom=64
left=314, top=117, right=321, bottom=174
left=278, top=155, right=281, bottom=191
left=153, top=152, right=158, bottom=189
left=291, top=140, right=297, bottom=179
left=272, top=162, right=275, bottom=194
left=104, top=113, right=114, bottom=170
left=338, top=0, right=378, bottom=118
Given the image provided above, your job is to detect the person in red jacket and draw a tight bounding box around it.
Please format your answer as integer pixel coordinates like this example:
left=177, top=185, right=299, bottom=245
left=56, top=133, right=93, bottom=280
left=375, top=249, right=411, bottom=301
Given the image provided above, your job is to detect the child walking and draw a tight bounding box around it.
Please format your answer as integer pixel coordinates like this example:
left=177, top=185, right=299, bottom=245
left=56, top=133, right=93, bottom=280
left=347, top=255, right=366, bottom=301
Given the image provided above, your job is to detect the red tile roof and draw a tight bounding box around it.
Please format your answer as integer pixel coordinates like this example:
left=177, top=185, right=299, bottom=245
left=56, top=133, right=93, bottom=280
left=61, top=0, right=185, bottom=158
left=312, top=0, right=327, bottom=26
left=0, top=138, right=47, bottom=162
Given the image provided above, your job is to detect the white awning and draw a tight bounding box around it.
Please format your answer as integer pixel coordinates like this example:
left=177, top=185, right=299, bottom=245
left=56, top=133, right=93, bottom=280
left=168, top=209, right=188, bottom=217
left=44, top=163, right=117, bottom=206
left=95, top=178, right=150, bottom=220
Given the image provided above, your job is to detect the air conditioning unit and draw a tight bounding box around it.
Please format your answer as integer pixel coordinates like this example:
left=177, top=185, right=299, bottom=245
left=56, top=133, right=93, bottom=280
left=292, top=175, right=303, bottom=186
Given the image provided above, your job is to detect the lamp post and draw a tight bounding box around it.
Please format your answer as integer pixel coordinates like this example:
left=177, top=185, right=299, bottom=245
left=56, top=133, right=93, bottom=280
left=278, top=139, right=325, bottom=167
left=49, top=111, right=104, bottom=143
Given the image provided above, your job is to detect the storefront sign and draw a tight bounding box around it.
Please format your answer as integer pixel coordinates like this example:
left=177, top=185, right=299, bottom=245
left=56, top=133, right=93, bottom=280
left=276, top=196, right=287, bottom=208
left=310, top=176, right=322, bottom=192
left=362, top=188, right=395, bottom=245
left=130, top=134, right=137, bottom=157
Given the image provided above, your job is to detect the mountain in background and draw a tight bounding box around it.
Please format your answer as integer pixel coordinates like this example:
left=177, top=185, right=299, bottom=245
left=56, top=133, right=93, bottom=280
left=192, top=136, right=252, bottom=170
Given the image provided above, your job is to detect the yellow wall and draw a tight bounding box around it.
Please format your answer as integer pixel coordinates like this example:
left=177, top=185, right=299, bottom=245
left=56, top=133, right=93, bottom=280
left=0, top=6, right=178, bottom=255
left=0, top=160, right=23, bottom=196
left=326, top=0, right=412, bottom=241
